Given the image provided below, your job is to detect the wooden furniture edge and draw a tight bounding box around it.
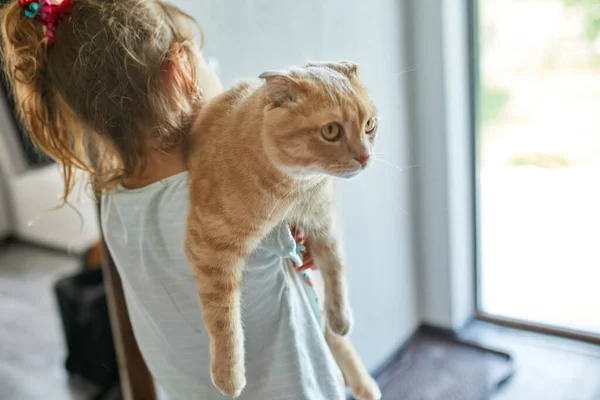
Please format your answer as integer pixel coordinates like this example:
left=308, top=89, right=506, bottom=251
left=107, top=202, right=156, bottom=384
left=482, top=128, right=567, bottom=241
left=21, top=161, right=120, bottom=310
left=99, top=203, right=157, bottom=400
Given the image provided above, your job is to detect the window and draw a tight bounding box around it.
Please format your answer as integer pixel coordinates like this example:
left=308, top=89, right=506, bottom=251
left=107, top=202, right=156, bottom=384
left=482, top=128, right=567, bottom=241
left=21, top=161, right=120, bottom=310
left=473, top=0, right=600, bottom=336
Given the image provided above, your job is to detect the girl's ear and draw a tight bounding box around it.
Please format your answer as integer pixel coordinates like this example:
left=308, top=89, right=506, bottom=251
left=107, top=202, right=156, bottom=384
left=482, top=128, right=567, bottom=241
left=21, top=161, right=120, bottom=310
left=164, top=43, right=200, bottom=100
left=196, top=54, right=223, bottom=101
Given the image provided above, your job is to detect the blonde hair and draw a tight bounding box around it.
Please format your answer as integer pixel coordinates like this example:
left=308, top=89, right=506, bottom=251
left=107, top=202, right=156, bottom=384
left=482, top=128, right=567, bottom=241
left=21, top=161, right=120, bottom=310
left=0, top=0, right=203, bottom=198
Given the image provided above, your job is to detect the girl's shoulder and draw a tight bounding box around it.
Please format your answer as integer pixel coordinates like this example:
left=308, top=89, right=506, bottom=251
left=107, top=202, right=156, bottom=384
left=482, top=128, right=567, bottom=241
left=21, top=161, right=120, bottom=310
left=107, top=171, right=190, bottom=197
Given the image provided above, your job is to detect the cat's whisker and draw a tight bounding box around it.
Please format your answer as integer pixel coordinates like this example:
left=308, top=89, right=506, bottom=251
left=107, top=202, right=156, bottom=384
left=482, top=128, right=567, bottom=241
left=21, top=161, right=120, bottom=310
left=395, top=68, right=416, bottom=76
left=373, top=156, right=419, bottom=172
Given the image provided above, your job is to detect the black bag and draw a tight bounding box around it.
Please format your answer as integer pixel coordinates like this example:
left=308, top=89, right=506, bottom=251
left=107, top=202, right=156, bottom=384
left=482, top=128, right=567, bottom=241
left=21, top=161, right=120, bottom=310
left=54, top=268, right=119, bottom=389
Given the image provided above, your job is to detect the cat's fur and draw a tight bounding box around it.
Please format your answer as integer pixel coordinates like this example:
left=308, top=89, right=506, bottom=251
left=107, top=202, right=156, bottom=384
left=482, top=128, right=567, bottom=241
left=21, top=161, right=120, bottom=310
left=185, top=61, right=380, bottom=399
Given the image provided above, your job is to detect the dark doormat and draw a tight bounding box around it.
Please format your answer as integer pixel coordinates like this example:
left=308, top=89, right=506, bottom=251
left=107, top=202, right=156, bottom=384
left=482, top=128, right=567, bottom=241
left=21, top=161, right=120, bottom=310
left=376, top=329, right=514, bottom=400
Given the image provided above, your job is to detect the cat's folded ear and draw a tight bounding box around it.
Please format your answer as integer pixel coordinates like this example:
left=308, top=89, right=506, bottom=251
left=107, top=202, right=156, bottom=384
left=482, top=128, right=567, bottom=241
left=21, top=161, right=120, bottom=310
left=306, top=60, right=360, bottom=79
left=259, top=70, right=304, bottom=107
left=333, top=61, right=360, bottom=78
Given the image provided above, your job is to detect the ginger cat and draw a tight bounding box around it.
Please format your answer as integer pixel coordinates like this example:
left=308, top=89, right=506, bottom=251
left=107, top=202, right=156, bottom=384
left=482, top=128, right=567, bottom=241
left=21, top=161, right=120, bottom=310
left=185, top=61, right=381, bottom=399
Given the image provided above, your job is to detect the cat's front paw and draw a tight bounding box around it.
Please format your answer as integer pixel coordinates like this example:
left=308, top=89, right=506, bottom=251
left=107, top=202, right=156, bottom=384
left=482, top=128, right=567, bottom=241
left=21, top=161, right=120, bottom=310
left=351, top=376, right=382, bottom=400
left=326, top=303, right=353, bottom=336
left=210, top=349, right=246, bottom=397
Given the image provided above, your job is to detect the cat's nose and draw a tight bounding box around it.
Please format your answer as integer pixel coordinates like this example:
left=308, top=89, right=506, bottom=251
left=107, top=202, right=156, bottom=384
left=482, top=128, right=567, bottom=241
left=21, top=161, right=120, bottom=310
left=355, top=154, right=370, bottom=167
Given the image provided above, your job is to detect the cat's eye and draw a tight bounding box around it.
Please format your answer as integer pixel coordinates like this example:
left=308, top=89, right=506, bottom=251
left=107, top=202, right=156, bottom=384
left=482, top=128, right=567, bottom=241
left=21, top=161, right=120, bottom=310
left=321, top=123, right=342, bottom=141
left=365, top=117, right=377, bottom=134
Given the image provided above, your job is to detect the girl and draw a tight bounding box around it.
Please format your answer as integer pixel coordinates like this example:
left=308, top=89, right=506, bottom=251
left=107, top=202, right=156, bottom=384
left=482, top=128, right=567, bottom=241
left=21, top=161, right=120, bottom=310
left=0, top=0, right=346, bottom=399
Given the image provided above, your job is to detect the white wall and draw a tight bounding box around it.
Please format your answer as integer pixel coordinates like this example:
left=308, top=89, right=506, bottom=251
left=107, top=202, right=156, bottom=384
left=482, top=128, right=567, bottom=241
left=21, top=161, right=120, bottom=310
left=407, top=0, right=476, bottom=329
left=172, top=0, right=418, bottom=370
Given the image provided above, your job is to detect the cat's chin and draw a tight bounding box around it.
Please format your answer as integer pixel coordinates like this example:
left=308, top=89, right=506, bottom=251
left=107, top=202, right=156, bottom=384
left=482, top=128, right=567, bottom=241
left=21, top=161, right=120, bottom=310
left=333, top=169, right=363, bottom=179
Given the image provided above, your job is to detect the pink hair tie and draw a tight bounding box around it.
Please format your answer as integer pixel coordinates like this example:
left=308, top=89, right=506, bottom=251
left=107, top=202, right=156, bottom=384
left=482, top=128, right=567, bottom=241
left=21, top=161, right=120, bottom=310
left=19, top=0, right=75, bottom=45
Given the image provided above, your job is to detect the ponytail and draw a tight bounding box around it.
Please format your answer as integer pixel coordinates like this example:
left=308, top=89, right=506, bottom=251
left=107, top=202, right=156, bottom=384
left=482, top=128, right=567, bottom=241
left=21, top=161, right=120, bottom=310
left=0, top=0, right=203, bottom=199
left=0, top=1, right=90, bottom=200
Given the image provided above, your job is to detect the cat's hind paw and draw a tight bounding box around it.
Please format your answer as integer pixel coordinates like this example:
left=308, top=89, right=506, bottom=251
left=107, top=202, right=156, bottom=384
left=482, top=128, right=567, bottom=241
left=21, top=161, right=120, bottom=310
left=210, top=356, right=246, bottom=397
left=351, top=376, right=382, bottom=400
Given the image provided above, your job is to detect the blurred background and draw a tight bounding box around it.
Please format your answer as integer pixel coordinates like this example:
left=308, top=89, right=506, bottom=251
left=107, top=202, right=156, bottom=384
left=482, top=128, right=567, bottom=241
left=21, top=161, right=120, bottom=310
left=0, top=0, right=598, bottom=399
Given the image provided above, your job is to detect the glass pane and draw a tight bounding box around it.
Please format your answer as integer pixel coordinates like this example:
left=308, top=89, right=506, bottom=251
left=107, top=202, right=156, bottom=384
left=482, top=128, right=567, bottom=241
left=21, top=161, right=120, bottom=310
left=477, top=0, right=600, bottom=334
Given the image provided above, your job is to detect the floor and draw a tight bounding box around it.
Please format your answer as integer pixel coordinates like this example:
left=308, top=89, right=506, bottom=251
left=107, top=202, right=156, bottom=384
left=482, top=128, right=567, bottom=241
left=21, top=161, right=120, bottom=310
left=376, top=328, right=513, bottom=400
left=2, top=242, right=600, bottom=400
left=461, top=321, right=600, bottom=400
left=0, top=242, right=97, bottom=400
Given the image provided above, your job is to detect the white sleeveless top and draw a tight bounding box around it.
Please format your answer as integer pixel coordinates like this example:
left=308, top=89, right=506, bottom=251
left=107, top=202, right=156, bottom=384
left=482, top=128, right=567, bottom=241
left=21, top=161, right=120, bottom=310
left=101, top=172, right=345, bottom=400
